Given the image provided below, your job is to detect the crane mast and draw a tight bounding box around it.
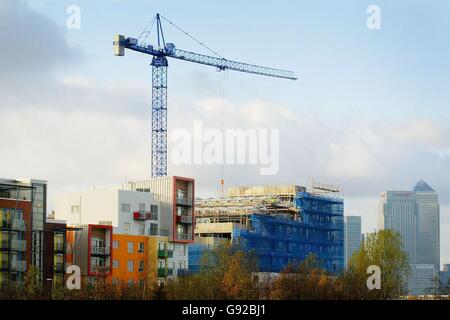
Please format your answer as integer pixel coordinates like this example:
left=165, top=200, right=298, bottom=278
left=114, top=13, right=297, bottom=178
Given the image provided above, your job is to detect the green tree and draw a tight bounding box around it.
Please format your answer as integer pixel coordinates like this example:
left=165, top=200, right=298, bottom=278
left=165, top=243, right=259, bottom=300
left=269, top=254, right=339, bottom=300
left=23, top=266, right=44, bottom=299
left=343, top=230, right=410, bottom=299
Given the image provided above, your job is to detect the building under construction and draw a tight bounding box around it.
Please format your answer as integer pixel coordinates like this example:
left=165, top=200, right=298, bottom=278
left=191, top=183, right=344, bottom=274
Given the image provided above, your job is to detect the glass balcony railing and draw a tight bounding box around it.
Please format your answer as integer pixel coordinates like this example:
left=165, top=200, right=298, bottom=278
left=0, top=260, right=8, bottom=270
left=148, top=229, right=168, bottom=237
left=90, top=265, right=110, bottom=274
left=133, top=211, right=158, bottom=221
left=176, top=197, right=193, bottom=206
left=11, top=240, right=26, bottom=252
left=176, top=233, right=192, bottom=241
left=177, top=269, right=190, bottom=277
left=54, top=263, right=65, bottom=272
left=54, top=243, right=64, bottom=252
left=10, top=260, right=27, bottom=272
left=0, top=240, right=9, bottom=249
left=0, top=220, right=26, bottom=231
left=157, top=249, right=173, bottom=259
left=157, top=267, right=173, bottom=278
left=179, top=215, right=193, bottom=224
left=91, top=246, right=110, bottom=255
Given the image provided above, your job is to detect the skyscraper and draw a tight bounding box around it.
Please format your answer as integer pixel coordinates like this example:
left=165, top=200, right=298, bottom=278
left=413, top=180, right=440, bottom=271
left=378, top=191, right=417, bottom=264
left=344, top=216, right=362, bottom=268
left=378, top=180, right=440, bottom=295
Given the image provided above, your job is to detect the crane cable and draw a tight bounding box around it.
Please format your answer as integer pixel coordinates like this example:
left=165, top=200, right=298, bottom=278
left=159, top=14, right=226, bottom=60
left=138, top=15, right=157, bottom=46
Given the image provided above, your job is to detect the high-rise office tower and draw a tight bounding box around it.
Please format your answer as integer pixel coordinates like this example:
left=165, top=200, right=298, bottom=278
left=413, top=180, right=440, bottom=271
left=344, top=216, right=362, bottom=268
left=378, top=191, right=417, bottom=264
left=379, top=180, right=440, bottom=295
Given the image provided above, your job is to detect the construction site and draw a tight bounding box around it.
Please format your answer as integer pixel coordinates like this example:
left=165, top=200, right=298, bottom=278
left=191, top=183, right=344, bottom=274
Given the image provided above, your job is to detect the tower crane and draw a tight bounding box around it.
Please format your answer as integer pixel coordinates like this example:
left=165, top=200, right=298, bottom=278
left=114, top=13, right=297, bottom=178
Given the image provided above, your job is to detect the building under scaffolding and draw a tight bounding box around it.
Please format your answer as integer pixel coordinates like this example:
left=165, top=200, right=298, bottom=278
left=190, top=184, right=344, bottom=274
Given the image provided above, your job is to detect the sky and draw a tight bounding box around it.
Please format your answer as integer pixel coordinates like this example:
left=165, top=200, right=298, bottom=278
left=0, top=1, right=449, bottom=267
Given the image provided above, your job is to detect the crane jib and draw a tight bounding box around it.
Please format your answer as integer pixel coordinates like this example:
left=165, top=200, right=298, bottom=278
left=115, top=40, right=297, bottom=80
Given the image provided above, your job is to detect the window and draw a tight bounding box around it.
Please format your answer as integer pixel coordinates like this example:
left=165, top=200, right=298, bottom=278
left=70, top=205, right=79, bottom=213
left=121, top=203, right=131, bottom=213
left=123, top=223, right=130, bottom=234
left=112, top=278, right=119, bottom=286
left=112, top=240, right=119, bottom=249
left=151, top=204, right=158, bottom=216
left=127, top=242, right=134, bottom=253
left=127, top=279, right=133, bottom=287
left=149, top=223, right=158, bottom=236
left=139, top=261, right=144, bottom=272
left=138, top=223, right=145, bottom=236
left=138, top=242, right=144, bottom=253
left=127, top=260, right=134, bottom=272
left=113, top=260, right=119, bottom=269
left=180, top=245, right=186, bottom=256
left=138, top=203, right=145, bottom=212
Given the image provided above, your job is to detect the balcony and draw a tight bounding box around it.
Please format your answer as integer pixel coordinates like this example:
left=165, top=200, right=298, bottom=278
left=133, top=211, right=158, bottom=221
left=54, top=242, right=64, bottom=252
left=10, top=240, right=26, bottom=252
left=148, top=228, right=168, bottom=237
left=0, top=260, right=8, bottom=270
left=0, top=240, right=8, bottom=250
left=178, top=215, right=193, bottom=224
left=157, top=267, right=173, bottom=278
left=0, top=220, right=26, bottom=231
left=157, top=249, right=173, bottom=259
left=178, top=269, right=190, bottom=277
left=54, top=263, right=65, bottom=273
left=12, top=220, right=26, bottom=231
left=0, top=220, right=11, bottom=229
left=90, top=265, right=110, bottom=274
left=10, top=260, right=27, bottom=272
left=176, top=197, right=193, bottom=207
left=176, top=233, right=192, bottom=241
left=91, top=246, right=110, bottom=255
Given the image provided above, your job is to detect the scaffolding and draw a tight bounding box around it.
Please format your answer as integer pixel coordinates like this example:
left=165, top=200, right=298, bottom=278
left=192, top=185, right=344, bottom=274
left=195, top=185, right=302, bottom=224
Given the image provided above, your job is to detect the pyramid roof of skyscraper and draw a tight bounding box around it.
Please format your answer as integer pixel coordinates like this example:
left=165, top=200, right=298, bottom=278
left=413, top=179, right=435, bottom=192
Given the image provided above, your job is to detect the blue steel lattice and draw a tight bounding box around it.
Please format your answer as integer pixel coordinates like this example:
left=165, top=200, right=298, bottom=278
left=151, top=56, right=168, bottom=178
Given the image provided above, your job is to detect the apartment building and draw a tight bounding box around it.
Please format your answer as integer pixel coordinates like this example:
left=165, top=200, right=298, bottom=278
left=55, top=182, right=191, bottom=283
left=43, top=219, right=67, bottom=289
left=124, top=176, right=195, bottom=243
left=66, top=224, right=113, bottom=281
left=110, top=234, right=185, bottom=287
left=0, top=180, right=38, bottom=287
